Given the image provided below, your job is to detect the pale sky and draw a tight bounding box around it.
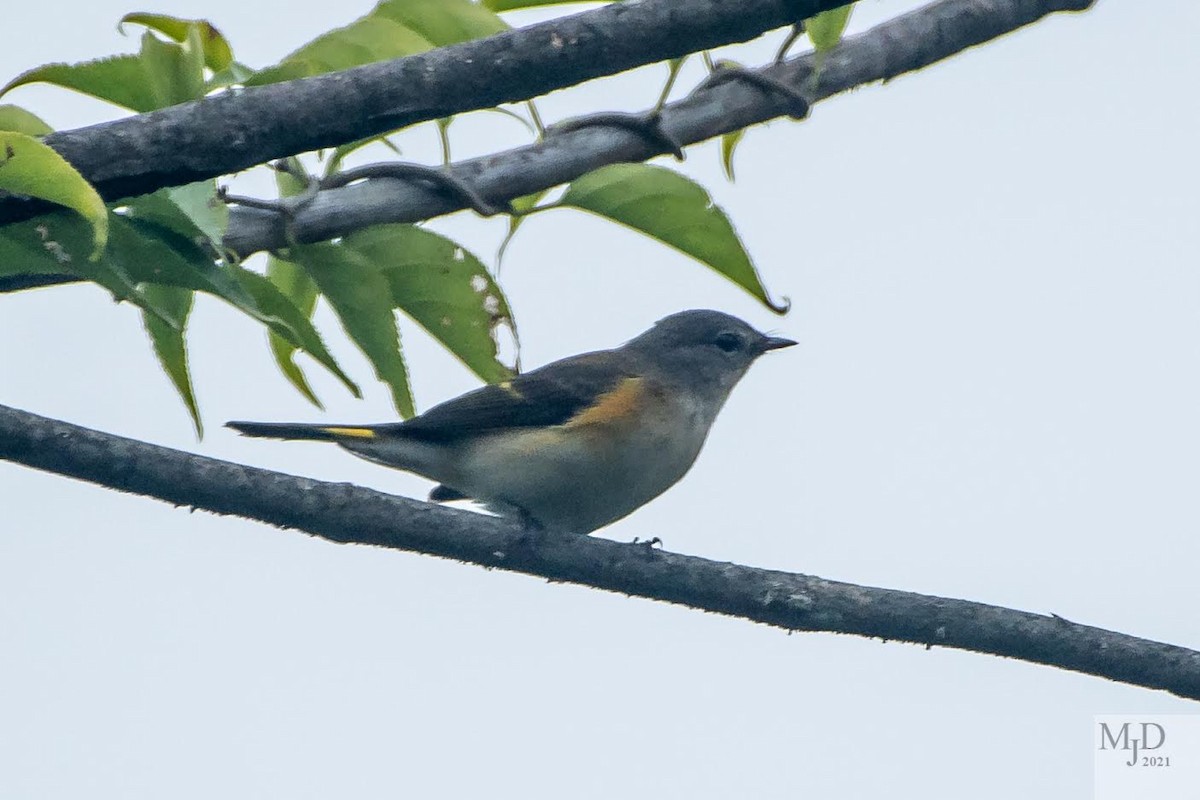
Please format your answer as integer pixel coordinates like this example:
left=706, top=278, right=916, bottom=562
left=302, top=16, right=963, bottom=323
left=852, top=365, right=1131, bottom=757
left=2, top=1, right=1198, bottom=797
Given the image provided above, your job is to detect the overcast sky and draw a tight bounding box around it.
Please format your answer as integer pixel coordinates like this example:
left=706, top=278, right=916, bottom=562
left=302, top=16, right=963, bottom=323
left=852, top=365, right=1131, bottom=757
left=2, top=1, right=1198, bottom=797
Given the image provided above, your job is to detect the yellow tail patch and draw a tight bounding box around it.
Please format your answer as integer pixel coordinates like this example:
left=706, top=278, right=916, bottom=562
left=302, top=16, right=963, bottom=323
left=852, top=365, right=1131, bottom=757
left=321, top=426, right=377, bottom=439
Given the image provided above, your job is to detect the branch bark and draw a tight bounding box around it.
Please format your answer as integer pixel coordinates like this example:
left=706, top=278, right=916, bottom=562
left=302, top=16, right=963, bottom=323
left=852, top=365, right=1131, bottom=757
left=2, top=401, right=1197, bottom=701
left=0, top=0, right=853, bottom=227
left=218, top=0, right=1096, bottom=257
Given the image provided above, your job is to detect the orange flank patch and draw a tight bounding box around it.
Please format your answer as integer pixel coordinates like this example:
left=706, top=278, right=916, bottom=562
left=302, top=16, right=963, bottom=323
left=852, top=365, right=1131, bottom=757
left=321, top=426, right=377, bottom=439
left=565, top=377, right=645, bottom=428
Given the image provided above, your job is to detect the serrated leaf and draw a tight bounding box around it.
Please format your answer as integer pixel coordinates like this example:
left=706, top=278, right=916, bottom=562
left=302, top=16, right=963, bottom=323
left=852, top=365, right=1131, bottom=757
left=105, top=216, right=357, bottom=401
left=1, top=30, right=206, bottom=112
left=265, top=254, right=324, bottom=407
left=107, top=215, right=245, bottom=305
left=0, top=209, right=359, bottom=410
left=0, top=132, right=107, bottom=257
left=122, top=181, right=228, bottom=252
left=292, top=242, right=414, bottom=417
left=720, top=128, right=745, bottom=182
left=560, top=164, right=787, bottom=312
left=119, top=13, right=234, bottom=71
left=246, top=19, right=433, bottom=86
left=2, top=55, right=154, bottom=112
left=247, top=0, right=507, bottom=86
left=377, top=0, right=508, bottom=46
left=0, top=104, right=53, bottom=136
left=807, top=4, right=854, bottom=52
left=344, top=225, right=515, bottom=383
left=140, top=27, right=206, bottom=106
left=141, top=284, right=203, bottom=436
left=0, top=213, right=180, bottom=327
left=233, top=266, right=361, bottom=401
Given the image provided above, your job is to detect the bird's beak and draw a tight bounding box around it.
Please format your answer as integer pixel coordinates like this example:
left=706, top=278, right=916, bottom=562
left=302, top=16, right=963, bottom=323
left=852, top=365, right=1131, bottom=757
left=760, top=336, right=798, bottom=352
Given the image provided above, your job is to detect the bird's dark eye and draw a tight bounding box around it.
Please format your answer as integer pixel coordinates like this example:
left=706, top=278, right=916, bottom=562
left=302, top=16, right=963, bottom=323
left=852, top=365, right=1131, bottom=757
left=713, top=331, right=742, bottom=352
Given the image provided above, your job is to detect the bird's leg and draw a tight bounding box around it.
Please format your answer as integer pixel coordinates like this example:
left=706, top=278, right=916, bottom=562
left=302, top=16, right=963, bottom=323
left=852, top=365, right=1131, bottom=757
left=630, top=536, right=664, bottom=550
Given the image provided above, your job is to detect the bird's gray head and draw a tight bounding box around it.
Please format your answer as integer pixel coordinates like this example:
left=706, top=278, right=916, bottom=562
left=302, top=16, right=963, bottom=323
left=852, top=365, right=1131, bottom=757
left=626, top=309, right=796, bottom=398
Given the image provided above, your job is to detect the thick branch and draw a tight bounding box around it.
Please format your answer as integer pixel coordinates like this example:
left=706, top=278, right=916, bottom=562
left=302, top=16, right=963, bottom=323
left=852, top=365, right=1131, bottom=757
left=2, top=401, right=1197, bottom=701
left=220, top=0, right=1096, bottom=256
left=0, top=0, right=851, bottom=226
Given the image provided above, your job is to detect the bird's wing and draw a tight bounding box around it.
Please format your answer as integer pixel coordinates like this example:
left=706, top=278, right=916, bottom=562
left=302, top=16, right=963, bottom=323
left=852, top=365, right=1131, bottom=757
left=227, top=351, right=642, bottom=445
left=390, top=349, right=640, bottom=443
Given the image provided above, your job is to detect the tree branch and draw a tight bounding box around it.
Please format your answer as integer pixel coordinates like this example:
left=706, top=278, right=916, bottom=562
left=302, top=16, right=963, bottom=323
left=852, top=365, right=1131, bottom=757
left=219, top=0, right=1097, bottom=256
left=0, top=0, right=1096, bottom=292
left=2, top=401, right=1197, bottom=701
left=0, top=0, right=852, bottom=227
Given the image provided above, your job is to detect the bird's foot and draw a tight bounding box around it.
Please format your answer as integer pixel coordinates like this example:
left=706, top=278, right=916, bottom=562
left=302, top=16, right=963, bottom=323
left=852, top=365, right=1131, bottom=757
left=630, top=535, right=664, bottom=550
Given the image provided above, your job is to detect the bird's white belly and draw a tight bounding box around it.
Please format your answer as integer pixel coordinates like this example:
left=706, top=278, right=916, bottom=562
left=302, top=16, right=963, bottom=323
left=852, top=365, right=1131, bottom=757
left=454, top=403, right=711, bottom=533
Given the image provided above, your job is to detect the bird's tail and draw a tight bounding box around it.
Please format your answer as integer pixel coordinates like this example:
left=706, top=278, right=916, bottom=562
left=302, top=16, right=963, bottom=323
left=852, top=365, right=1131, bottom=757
left=226, top=421, right=382, bottom=442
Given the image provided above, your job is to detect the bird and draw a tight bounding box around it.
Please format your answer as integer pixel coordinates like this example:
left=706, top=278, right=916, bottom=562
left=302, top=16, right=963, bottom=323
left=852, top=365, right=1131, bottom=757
left=227, top=309, right=796, bottom=534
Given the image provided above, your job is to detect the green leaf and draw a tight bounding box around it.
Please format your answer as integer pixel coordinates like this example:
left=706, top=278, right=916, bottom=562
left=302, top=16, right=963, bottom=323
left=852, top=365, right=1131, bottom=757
left=0, top=132, right=107, bottom=257
left=0, top=213, right=180, bottom=327
left=372, top=0, right=508, bottom=47
left=121, top=181, right=229, bottom=253
left=141, top=284, right=203, bottom=436
left=0, top=218, right=73, bottom=281
left=233, top=266, right=361, bottom=401
left=119, top=13, right=235, bottom=71
left=206, top=61, right=255, bottom=91
left=105, top=216, right=358, bottom=400
left=720, top=128, right=745, bottom=182
left=709, top=58, right=748, bottom=182
left=106, top=215, right=244, bottom=304
left=560, top=164, right=787, bottom=312
left=292, top=242, right=414, bottom=417
left=247, top=0, right=507, bottom=86
left=1, top=30, right=207, bottom=112
left=2, top=55, right=154, bottom=112
left=140, top=26, right=206, bottom=106
left=265, top=255, right=324, bottom=407
left=248, top=160, right=360, bottom=405
left=0, top=104, right=53, bottom=136
left=344, top=225, right=515, bottom=383
left=807, top=4, right=854, bottom=52
left=0, top=207, right=360, bottom=407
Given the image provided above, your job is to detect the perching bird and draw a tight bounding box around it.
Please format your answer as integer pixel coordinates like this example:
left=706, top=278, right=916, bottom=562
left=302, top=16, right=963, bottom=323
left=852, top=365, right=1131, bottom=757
left=228, top=309, right=795, bottom=534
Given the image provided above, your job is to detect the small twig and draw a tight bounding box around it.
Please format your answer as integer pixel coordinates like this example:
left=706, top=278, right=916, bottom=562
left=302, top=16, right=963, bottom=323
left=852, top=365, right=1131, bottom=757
left=774, top=22, right=806, bottom=63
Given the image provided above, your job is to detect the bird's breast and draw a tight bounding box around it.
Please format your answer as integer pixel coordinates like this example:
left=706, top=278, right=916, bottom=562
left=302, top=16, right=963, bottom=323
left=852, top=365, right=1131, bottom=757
left=454, top=378, right=716, bottom=532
